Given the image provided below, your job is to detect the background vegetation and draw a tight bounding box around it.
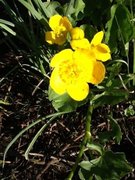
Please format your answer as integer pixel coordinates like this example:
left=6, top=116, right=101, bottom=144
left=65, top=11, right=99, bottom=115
left=0, top=0, right=135, bottom=179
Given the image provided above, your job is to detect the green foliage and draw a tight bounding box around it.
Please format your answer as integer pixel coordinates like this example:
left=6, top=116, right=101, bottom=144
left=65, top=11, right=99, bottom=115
left=124, top=104, right=135, bottom=116
left=92, top=60, right=135, bottom=109
left=79, top=150, right=132, bottom=180
left=18, top=0, right=61, bottom=26
left=80, top=24, right=97, bottom=41
left=48, top=87, right=88, bottom=112
left=86, top=143, right=104, bottom=155
left=48, top=87, right=78, bottom=112
left=0, top=19, right=16, bottom=35
left=83, top=0, right=111, bottom=26
left=99, top=115, right=122, bottom=144
left=92, top=90, right=129, bottom=108
left=40, top=1, right=63, bottom=18
left=0, top=100, right=10, bottom=105
left=1, top=0, right=135, bottom=179
left=72, top=0, right=85, bottom=20
left=64, top=0, right=85, bottom=23
left=105, top=4, right=134, bottom=53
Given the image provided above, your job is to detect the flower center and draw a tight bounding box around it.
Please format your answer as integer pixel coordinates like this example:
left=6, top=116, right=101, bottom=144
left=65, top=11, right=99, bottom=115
left=54, top=26, right=66, bottom=37
left=59, top=60, right=80, bottom=84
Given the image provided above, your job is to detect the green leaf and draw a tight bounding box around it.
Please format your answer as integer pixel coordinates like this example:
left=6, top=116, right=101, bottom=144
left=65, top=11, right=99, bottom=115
left=109, top=115, right=123, bottom=144
left=99, top=115, right=122, bottom=144
left=106, top=62, right=122, bottom=79
left=24, top=116, right=57, bottom=160
left=105, top=4, right=119, bottom=52
left=92, top=90, right=129, bottom=108
left=18, top=0, right=49, bottom=28
left=105, top=61, right=132, bottom=89
left=19, top=0, right=42, bottom=20
left=79, top=150, right=132, bottom=180
left=106, top=4, right=133, bottom=52
left=64, top=0, right=75, bottom=17
left=48, top=87, right=87, bottom=112
left=98, top=131, right=113, bottom=145
left=79, top=158, right=101, bottom=180
left=32, top=0, right=62, bottom=18
left=79, top=158, right=101, bottom=171
left=87, top=143, right=104, bottom=155
left=0, top=23, right=16, bottom=36
left=115, top=5, right=133, bottom=43
left=64, top=0, right=85, bottom=22
left=40, top=1, right=62, bottom=18
left=74, top=0, right=85, bottom=19
left=79, top=161, right=93, bottom=171
left=79, top=167, right=92, bottom=180
left=124, top=105, right=135, bottom=117
left=0, top=100, right=10, bottom=105
left=48, top=87, right=77, bottom=112
left=0, top=19, right=15, bottom=27
left=115, top=0, right=125, bottom=3
left=83, top=0, right=111, bottom=26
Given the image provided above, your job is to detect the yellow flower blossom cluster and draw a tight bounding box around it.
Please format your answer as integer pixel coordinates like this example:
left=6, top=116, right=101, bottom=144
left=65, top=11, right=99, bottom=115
left=45, top=15, right=111, bottom=101
left=45, top=14, right=72, bottom=45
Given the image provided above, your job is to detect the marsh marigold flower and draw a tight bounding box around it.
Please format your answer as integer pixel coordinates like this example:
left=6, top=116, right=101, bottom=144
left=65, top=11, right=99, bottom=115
left=70, top=31, right=111, bottom=62
left=90, top=31, right=111, bottom=61
left=50, top=49, right=105, bottom=101
left=45, top=14, right=72, bottom=45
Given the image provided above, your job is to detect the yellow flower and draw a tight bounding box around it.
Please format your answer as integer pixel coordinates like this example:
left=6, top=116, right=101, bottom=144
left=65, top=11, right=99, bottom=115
left=50, top=49, right=105, bottom=101
left=70, top=38, right=90, bottom=50
left=90, top=31, right=111, bottom=61
left=45, top=14, right=72, bottom=45
left=70, top=30, right=111, bottom=62
left=70, top=27, right=90, bottom=50
left=70, top=27, right=84, bottom=40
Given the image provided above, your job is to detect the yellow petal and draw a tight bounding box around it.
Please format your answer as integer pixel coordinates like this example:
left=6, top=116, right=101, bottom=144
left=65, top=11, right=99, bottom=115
left=73, top=49, right=96, bottom=63
left=50, top=67, right=66, bottom=95
left=70, top=27, right=84, bottom=40
left=70, top=38, right=90, bottom=50
left=91, top=31, right=104, bottom=46
left=49, top=14, right=62, bottom=31
left=95, top=43, right=111, bottom=61
left=50, top=49, right=73, bottom=67
left=89, top=61, right=105, bottom=85
left=61, top=17, right=72, bottom=31
left=67, top=82, right=89, bottom=101
left=45, top=31, right=55, bottom=44
left=73, top=49, right=96, bottom=82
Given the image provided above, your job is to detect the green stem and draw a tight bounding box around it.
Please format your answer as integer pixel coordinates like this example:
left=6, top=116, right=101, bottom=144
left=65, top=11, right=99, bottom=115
left=67, top=104, right=94, bottom=180
left=133, top=39, right=135, bottom=85
left=130, top=0, right=135, bottom=85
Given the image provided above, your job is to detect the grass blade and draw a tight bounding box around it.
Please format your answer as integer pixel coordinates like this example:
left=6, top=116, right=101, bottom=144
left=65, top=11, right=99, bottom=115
left=24, top=116, right=57, bottom=160
left=0, top=23, right=16, bottom=36
left=0, top=19, right=15, bottom=27
left=2, top=111, right=68, bottom=168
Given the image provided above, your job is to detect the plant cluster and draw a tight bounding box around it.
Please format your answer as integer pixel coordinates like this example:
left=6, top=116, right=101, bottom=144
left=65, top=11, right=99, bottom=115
left=0, top=0, right=135, bottom=179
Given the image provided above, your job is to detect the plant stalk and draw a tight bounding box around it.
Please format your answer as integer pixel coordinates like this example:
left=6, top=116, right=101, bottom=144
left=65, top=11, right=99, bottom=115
left=67, top=103, right=93, bottom=180
left=133, top=39, right=135, bottom=85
